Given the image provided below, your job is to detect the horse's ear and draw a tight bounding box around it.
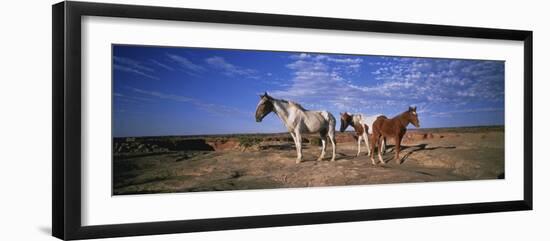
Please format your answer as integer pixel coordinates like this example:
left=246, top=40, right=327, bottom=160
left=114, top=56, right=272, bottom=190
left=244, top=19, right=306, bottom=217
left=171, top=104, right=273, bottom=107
left=413, top=106, right=417, bottom=111
left=409, top=106, right=413, bottom=111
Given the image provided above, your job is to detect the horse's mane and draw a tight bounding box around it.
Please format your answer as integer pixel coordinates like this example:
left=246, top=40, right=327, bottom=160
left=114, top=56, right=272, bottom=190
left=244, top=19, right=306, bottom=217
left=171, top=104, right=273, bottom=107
left=289, top=101, right=307, bottom=111
left=393, top=110, right=410, bottom=119
left=277, top=98, right=307, bottom=111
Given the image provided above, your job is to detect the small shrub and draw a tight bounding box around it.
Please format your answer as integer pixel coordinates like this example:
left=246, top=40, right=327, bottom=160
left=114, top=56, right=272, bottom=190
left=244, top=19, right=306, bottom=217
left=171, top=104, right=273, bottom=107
left=230, top=170, right=245, bottom=178
left=309, top=137, right=322, bottom=146
left=238, top=136, right=262, bottom=147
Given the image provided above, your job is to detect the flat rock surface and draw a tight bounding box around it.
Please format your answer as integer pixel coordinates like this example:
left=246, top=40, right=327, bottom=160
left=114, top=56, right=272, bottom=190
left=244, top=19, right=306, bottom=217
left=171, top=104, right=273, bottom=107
left=113, top=127, right=504, bottom=195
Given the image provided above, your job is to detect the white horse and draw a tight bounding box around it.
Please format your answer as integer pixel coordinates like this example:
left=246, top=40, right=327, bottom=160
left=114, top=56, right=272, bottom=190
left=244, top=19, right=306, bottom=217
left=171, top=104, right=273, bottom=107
left=255, top=92, right=336, bottom=163
left=340, top=112, right=385, bottom=163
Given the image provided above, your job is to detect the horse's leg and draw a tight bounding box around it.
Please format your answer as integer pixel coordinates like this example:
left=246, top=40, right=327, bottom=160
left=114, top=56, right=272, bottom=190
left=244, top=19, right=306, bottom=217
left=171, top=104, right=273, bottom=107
left=328, top=130, right=336, bottom=162
left=289, top=132, right=296, bottom=143
left=289, top=132, right=298, bottom=152
left=381, top=137, right=386, bottom=154
left=394, top=136, right=401, bottom=164
left=289, top=132, right=300, bottom=163
left=295, top=131, right=303, bottom=164
left=370, top=134, right=378, bottom=165
left=317, top=134, right=327, bottom=161
left=356, top=135, right=362, bottom=157
left=363, top=133, right=371, bottom=156
left=378, top=135, right=385, bottom=164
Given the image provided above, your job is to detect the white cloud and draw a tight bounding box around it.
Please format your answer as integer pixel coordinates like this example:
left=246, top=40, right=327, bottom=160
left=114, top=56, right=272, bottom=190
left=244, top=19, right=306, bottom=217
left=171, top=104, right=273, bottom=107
left=325, top=56, right=363, bottom=64
left=269, top=54, right=503, bottom=118
left=366, top=58, right=504, bottom=104
left=271, top=54, right=383, bottom=114
left=290, top=53, right=311, bottom=59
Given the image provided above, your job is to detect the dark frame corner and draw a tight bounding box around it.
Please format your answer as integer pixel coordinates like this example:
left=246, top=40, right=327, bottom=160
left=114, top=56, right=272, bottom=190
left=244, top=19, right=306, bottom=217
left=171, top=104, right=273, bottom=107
left=53, top=1, right=533, bottom=240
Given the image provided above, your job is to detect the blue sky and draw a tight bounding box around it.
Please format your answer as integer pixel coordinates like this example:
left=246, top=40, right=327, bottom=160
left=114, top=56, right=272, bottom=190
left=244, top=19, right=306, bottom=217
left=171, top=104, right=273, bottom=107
left=113, top=45, right=504, bottom=137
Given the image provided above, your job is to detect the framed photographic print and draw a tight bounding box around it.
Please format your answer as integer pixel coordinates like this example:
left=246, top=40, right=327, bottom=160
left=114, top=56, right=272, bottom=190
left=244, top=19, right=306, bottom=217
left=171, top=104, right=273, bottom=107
left=52, top=1, right=533, bottom=240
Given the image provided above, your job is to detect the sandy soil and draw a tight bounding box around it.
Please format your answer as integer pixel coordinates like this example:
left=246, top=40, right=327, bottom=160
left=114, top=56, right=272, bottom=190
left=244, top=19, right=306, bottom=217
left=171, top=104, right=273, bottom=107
left=113, top=126, right=504, bottom=195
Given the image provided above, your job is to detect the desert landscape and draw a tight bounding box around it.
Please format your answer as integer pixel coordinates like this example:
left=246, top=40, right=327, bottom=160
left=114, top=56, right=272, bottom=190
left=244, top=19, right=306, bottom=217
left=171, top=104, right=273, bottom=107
left=112, top=126, right=504, bottom=195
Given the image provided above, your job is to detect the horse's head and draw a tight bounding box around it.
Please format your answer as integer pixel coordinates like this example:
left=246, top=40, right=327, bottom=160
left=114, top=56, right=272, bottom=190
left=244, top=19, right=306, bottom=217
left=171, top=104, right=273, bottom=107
left=407, top=106, right=420, bottom=128
left=255, top=92, right=274, bottom=122
left=340, top=112, right=353, bottom=132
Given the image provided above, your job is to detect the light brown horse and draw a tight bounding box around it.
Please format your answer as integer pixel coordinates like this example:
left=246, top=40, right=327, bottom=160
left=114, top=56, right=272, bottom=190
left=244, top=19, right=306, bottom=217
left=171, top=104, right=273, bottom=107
left=340, top=112, right=386, bottom=162
left=370, top=106, right=420, bottom=164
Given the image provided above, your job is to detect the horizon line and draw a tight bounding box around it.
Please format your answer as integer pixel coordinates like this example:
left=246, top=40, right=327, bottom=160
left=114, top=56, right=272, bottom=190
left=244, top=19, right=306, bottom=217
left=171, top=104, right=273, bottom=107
left=113, top=124, right=504, bottom=138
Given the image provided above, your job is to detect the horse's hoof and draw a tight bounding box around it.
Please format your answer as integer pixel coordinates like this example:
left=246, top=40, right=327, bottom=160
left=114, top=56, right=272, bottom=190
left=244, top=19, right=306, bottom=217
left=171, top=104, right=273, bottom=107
left=316, top=158, right=323, bottom=161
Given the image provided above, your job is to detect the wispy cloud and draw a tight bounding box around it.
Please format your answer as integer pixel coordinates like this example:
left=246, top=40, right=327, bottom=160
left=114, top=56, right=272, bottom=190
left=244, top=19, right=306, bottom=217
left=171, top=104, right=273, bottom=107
left=430, top=107, right=504, bottom=118
left=150, top=59, right=174, bottom=71
left=113, top=56, right=159, bottom=80
left=130, top=87, right=194, bottom=102
left=114, top=56, right=154, bottom=72
left=127, top=87, right=247, bottom=117
left=205, top=56, right=259, bottom=79
left=113, top=92, right=156, bottom=103
left=167, top=54, right=205, bottom=73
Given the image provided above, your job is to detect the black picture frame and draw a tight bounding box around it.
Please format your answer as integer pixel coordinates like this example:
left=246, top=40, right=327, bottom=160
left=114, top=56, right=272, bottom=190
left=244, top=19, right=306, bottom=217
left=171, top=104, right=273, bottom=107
left=52, top=1, right=533, bottom=240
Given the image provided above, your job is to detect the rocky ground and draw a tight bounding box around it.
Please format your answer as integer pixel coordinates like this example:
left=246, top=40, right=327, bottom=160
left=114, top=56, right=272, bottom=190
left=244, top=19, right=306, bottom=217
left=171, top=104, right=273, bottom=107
left=113, top=126, right=504, bottom=195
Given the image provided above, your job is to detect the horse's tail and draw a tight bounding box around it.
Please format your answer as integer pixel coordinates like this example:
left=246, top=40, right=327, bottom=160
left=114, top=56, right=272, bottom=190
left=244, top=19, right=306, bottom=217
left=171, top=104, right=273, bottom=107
left=321, top=111, right=336, bottom=135
left=327, top=112, right=336, bottom=131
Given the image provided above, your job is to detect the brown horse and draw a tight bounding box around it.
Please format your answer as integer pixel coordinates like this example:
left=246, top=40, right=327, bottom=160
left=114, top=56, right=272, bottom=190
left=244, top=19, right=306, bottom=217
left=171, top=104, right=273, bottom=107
left=370, top=106, right=420, bottom=164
